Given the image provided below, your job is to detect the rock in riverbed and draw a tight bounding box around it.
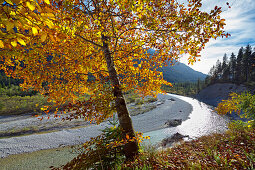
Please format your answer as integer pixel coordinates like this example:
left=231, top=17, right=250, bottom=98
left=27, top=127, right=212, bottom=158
left=161, top=132, right=189, bottom=147
left=165, top=119, right=182, bottom=127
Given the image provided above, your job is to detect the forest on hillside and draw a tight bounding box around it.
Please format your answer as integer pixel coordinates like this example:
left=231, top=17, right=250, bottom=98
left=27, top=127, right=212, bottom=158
left=206, top=45, right=255, bottom=85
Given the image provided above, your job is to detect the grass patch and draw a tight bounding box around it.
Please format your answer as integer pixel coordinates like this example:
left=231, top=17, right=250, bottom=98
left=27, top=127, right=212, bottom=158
left=244, top=81, right=255, bottom=91
left=145, top=97, right=158, bottom=103
left=135, top=98, right=144, bottom=105
left=0, top=95, right=50, bottom=116
left=0, top=146, right=78, bottom=170
left=125, top=92, right=140, bottom=104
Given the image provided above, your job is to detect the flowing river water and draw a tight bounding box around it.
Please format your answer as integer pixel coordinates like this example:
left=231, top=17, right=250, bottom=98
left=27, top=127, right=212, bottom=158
left=144, top=94, right=230, bottom=145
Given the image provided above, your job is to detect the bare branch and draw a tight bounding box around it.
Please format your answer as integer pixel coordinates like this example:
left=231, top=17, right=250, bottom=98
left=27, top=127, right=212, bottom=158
left=76, top=34, right=103, bottom=48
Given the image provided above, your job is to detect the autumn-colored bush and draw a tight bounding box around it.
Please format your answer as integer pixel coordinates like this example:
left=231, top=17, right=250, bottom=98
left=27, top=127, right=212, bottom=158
left=216, top=92, right=255, bottom=127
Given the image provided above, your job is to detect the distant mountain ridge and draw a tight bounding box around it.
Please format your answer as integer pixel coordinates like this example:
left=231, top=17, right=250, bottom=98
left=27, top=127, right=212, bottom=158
left=161, top=62, right=207, bottom=83
left=147, top=49, right=207, bottom=83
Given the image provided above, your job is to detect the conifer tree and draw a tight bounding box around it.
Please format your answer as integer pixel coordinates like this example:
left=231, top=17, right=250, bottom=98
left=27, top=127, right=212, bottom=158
left=243, top=45, right=252, bottom=81
left=236, top=47, right=244, bottom=83
left=222, top=53, right=229, bottom=81
left=215, top=59, right=222, bottom=81
left=229, top=52, right=237, bottom=82
left=197, top=78, right=200, bottom=93
left=251, top=49, right=255, bottom=81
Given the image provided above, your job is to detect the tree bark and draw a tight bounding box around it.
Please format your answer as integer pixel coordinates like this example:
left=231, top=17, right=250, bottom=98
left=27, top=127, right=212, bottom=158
left=102, top=35, right=139, bottom=160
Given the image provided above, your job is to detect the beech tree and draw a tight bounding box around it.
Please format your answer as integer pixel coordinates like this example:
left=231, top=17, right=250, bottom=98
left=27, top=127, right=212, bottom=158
left=0, top=0, right=229, bottom=159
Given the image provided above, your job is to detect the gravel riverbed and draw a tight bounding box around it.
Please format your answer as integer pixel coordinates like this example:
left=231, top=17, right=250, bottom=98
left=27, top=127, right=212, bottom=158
left=0, top=93, right=192, bottom=158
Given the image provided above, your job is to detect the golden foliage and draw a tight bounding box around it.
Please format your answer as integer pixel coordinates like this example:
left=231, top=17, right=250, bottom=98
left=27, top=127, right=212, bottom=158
left=0, top=0, right=228, bottom=123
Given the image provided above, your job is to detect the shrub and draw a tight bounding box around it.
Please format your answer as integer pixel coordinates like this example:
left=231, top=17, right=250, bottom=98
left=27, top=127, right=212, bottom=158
left=216, top=92, right=255, bottom=128
left=135, top=98, right=144, bottom=105
left=0, top=95, right=49, bottom=115
left=145, top=97, right=157, bottom=103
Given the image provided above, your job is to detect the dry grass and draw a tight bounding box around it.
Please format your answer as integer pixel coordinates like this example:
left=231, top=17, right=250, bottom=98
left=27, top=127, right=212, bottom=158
left=124, top=126, right=255, bottom=169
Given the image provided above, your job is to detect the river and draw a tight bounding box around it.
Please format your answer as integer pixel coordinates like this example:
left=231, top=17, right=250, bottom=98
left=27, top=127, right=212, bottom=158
left=144, top=93, right=230, bottom=145
left=0, top=93, right=230, bottom=158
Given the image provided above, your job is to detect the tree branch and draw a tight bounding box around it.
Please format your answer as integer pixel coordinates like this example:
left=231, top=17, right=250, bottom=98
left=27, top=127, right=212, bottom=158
left=76, top=34, right=103, bottom=48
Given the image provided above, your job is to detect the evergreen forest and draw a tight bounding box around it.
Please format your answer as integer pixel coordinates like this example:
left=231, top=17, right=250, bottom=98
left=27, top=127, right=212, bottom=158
left=206, top=45, right=255, bottom=85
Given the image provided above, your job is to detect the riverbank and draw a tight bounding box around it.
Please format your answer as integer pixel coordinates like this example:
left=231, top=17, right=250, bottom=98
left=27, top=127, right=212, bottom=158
left=125, top=126, right=255, bottom=169
left=0, top=93, right=192, bottom=158
left=1, top=122, right=253, bottom=170
left=196, top=83, right=248, bottom=107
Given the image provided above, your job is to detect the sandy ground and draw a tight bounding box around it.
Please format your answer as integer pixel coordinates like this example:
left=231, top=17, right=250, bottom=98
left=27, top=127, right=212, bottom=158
left=0, top=93, right=192, bottom=158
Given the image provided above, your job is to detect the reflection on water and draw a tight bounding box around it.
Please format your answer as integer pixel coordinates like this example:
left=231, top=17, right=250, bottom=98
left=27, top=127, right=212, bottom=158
left=144, top=94, right=230, bottom=145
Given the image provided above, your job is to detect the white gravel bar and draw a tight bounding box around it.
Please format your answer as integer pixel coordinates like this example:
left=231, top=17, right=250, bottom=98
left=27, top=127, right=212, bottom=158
left=0, top=93, right=192, bottom=158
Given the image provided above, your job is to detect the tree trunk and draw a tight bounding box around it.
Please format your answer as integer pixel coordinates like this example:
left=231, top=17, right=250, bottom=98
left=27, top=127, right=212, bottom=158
left=102, top=35, right=139, bottom=160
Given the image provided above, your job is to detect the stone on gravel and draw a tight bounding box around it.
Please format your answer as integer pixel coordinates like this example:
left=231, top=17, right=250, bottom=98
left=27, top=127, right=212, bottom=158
left=161, top=132, right=189, bottom=147
left=165, top=119, right=182, bottom=127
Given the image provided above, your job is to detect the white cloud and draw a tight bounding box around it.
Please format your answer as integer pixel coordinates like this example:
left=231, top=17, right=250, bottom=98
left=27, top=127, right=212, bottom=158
left=180, top=0, right=255, bottom=74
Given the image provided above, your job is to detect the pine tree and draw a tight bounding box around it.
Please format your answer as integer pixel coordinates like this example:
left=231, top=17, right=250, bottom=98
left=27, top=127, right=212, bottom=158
left=229, top=52, right=237, bottom=82
left=243, top=45, right=252, bottom=82
left=235, top=47, right=244, bottom=83
left=221, top=53, right=229, bottom=81
left=197, top=78, right=200, bottom=93
left=215, top=59, right=222, bottom=81
left=251, top=49, right=255, bottom=81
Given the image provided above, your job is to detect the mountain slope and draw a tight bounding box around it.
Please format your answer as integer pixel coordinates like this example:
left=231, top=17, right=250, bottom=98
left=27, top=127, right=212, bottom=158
left=161, top=62, right=207, bottom=83
left=147, top=49, right=207, bottom=83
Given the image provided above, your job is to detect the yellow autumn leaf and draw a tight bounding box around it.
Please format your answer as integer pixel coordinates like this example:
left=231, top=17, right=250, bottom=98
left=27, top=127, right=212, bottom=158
left=41, top=33, right=47, bottom=42
left=32, top=27, right=38, bottom=35
left=26, top=1, right=35, bottom=11
left=17, top=38, right=26, bottom=46
left=45, top=20, right=54, bottom=28
left=41, top=13, right=55, bottom=18
left=10, top=11, right=16, bottom=16
left=6, top=21, right=14, bottom=31
left=5, top=0, right=13, bottom=5
left=220, top=19, right=226, bottom=24
left=11, top=40, right=17, bottom=47
left=0, top=40, right=4, bottom=48
left=44, top=0, right=50, bottom=5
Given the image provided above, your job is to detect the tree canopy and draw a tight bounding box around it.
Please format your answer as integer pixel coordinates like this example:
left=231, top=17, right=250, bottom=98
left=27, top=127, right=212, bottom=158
left=0, top=0, right=229, bottom=159
left=1, top=0, right=228, bottom=119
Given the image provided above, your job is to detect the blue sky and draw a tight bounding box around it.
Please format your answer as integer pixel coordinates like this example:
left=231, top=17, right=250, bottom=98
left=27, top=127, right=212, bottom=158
left=180, top=0, right=255, bottom=74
